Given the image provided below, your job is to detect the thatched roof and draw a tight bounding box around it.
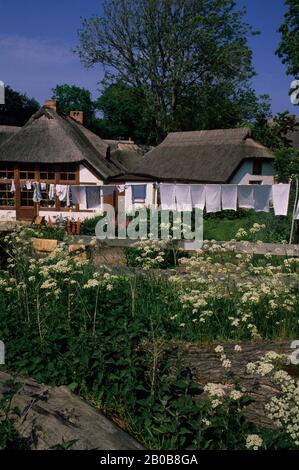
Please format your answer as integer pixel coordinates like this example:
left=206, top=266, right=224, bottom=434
left=0, top=125, right=20, bottom=146
left=130, top=128, right=274, bottom=183
left=0, top=108, right=122, bottom=179
left=108, top=142, right=152, bottom=173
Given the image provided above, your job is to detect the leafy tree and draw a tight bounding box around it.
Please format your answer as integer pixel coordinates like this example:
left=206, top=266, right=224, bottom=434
left=74, top=0, right=262, bottom=140
left=276, top=0, right=299, bottom=78
left=274, top=147, right=299, bottom=183
left=252, top=111, right=298, bottom=151
left=0, top=85, right=39, bottom=126
left=95, top=82, right=156, bottom=143
left=51, top=84, right=96, bottom=128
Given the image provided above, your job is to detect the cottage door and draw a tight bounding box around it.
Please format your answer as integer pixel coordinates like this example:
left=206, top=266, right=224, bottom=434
left=16, top=186, right=37, bottom=221
left=15, top=164, right=38, bottom=221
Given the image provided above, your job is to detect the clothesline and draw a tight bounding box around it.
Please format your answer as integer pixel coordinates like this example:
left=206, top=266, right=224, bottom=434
left=159, top=183, right=292, bottom=217
left=5, top=179, right=299, bottom=222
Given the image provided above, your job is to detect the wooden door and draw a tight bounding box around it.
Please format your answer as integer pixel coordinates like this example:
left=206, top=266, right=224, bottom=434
left=15, top=164, right=38, bottom=221
left=16, top=186, right=37, bottom=220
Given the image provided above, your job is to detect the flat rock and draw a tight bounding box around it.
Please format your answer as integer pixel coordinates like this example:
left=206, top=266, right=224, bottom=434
left=0, top=372, right=143, bottom=450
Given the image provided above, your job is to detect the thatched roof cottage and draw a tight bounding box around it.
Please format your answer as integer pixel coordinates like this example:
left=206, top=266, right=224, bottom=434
left=0, top=100, right=275, bottom=221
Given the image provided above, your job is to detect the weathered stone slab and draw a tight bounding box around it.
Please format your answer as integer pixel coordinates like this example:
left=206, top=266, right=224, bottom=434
left=0, top=372, right=143, bottom=450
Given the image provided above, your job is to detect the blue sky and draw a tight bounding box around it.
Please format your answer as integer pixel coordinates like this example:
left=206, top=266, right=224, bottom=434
left=0, top=0, right=297, bottom=116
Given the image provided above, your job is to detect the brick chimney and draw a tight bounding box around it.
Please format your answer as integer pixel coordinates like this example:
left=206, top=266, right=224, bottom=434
left=44, top=99, right=57, bottom=112
left=70, top=111, right=84, bottom=125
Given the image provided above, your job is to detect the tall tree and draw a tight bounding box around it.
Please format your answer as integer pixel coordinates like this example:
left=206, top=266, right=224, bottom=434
left=74, top=0, right=260, bottom=140
left=95, top=82, right=156, bottom=142
left=0, top=85, right=39, bottom=126
left=51, top=84, right=96, bottom=128
left=276, top=0, right=299, bottom=78
left=252, top=111, right=298, bottom=151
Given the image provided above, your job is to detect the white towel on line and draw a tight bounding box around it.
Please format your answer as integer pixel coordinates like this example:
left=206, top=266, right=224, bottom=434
left=190, top=185, right=205, bottom=209
left=205, top=184, right=221, bottom=213
left=175, top=184, right=192, bottom=211
left=254, top=185, right=272, bottom=212
left=238, top=185, right=254, bottom=209
left=48, top=184, right=56, bottom=201
left=160, top=184, right=176, bottom=210
left=272, top=184, right=290, bottom=216
left=221, top=184, right=237, bottom=211
left=10, top=180, right=16, bottom=193
left=56, top=185, right=68, bottom=202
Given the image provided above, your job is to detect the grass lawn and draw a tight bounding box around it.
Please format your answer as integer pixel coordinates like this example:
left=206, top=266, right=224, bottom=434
left=203, top=209, right=295, bottom=243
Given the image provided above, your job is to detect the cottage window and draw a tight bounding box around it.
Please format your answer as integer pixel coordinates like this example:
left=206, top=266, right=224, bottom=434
left=0, top=183, right=15, bottom=207
left=0, top=163, right=14, bottom=180
left=20, top=188, right=34, bottom=207
left=59, top=164, right=77, bottom=181
left=252, top=160, right=262, bottom=176
left=39, top=189, right=55, bottom=208
left=39, top=164, right=55, bottom=181
left=19, top=164, right=35, bottom=180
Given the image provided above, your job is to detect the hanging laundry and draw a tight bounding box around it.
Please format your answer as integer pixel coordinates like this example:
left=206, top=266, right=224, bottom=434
left=295, top=199, right=299, bottom=220
left=160, top=184, right=176, bottom=210
left=175, top=185, right=192, bottom=211
left=48, top=184, right=56, bottom=201
left=70, top=186, right=86, bottom=206
left=26, top=181, right=32, bottom=190
left=40, top=182, right=47, bottom=191
left=205, top=184, right=221, bottom=213
left=132, top=184, right=147, bottom=202
left=190, top=185, right=205, bottom=210
left=56, top=185, right=68, bottom=202
left=237, top=185, right=254, bottom=209
left=86, top=186, right=101, bottom=209
left=32, top=182, right=42, bottom=203
left=66, top=186, right=71, bottom=207
left=272, top=184, right=290, bottom=216
left=254, top=185, right=272, bottom=212
left=117, top=185, right=128, bottom=192
left=10, top=180, right=16, bottom=193
left=221, top=184, right=237, bottom=211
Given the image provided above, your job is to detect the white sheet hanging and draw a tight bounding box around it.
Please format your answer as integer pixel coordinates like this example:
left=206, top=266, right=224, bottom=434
left=160, top=184, right=176, bottom=210
left=238, top=185, right=254, bottom=209
left=205, top=184, right=221, bottom=213
left=175, top=185, right=192, bottom=211
left=190, top=185, right=206, bottom=209
left=48, top=184, right=55, bottom=201
left=272, top=184, right=290, bottom=216
left=221, top=184, right=237, bottom=211
left=254, top=185, right=272, bottom=212
left=10, top=180, right=16, bottom=193
left=56, top=185, right=68, bottom=202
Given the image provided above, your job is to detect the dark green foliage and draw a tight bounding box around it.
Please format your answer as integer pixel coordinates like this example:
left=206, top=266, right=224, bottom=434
left=0, top=85, right=39, bottom=126
left=276, top=0, right=299, bottom=77
left=52, top=84, right=96, bottom=130
left=95, top=82, right=156, bottom=144
left=252, top=111, right=298, bottom=151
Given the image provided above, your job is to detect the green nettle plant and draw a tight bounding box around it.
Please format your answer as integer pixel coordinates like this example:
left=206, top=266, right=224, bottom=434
left=0, top=228, right=298, bottom=449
